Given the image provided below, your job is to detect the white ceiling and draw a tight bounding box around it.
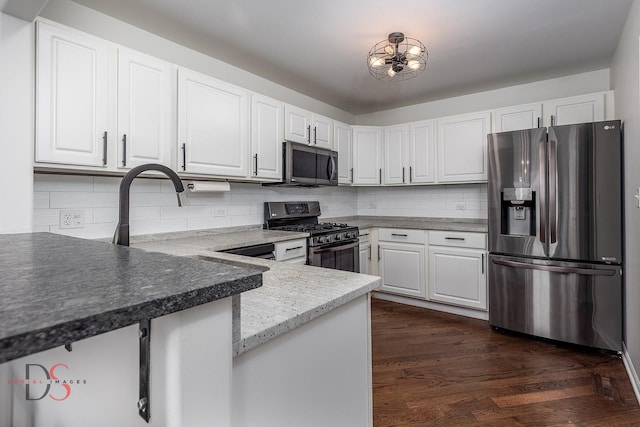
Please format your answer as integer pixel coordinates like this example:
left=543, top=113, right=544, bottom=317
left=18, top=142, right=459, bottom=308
left=70, top=0, right=632, bottom=115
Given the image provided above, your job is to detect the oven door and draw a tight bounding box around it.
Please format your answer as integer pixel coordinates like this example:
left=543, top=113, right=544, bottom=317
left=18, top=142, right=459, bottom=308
left=308, top=240, right=359, bottom=272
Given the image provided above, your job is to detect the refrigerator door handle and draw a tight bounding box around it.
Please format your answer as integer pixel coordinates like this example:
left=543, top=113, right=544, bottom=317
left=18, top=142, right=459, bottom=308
left=538, top=141, right=547, bottom=244
left=491, top=259, right=616, bottom=276
left=549, top=139, right=558, bottom=243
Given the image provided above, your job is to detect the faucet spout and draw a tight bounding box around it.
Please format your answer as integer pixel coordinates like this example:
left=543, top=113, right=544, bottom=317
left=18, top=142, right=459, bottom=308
left=113, top=164, right=188, bottom=246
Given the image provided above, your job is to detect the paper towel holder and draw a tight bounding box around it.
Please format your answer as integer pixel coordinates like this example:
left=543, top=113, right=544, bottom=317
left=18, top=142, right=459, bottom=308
left=185, top=181, right=231, bottom=193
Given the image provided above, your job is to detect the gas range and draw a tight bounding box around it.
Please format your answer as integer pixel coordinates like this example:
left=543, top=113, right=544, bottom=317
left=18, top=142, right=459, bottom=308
left=264, top=201, right=360, bottom=272
left=270, top=222, right=359, bottom=247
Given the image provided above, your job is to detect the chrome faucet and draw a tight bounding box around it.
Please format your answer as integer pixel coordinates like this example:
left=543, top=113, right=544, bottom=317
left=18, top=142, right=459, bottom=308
left=113, top=164, right=188, bottom=246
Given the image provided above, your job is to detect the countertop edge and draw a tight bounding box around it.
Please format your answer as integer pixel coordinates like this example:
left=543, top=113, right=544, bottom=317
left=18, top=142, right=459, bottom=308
left=232, top=278, right=380, bottom=357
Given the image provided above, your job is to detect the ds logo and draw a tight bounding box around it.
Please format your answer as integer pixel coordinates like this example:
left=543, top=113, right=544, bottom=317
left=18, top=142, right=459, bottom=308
left=25, top=363, right=71, bottom=401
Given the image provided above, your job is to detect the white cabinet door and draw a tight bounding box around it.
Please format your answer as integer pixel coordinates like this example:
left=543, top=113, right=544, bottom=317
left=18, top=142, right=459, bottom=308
left=117, top=48, right=173, bottom=169
left=428, top=247, right=486, bottom=310
left=36, top=21, right=109, bottom=167
left=359, top=243, right=370, bottom=274
left=250, top=94, right=283, bottom=180
left=352, top=126, right=382, bottom=185
left=383, top=125, right=409, bottom=185
left=284, top=104, right=311, bottom=144
left=311, top=113, right=333, bottom=149
left=334, top=121, right=353, bottom=184
left=543, top=93, right=605, bottom=126
left=493, top=103, right=542, bottom=132
left=378, top=242, right=426, bottom=299
left=409, top=120, right=436, bottom=184
left=437, top=111, right=491, bottom=183
left=178, top=68, right=248, bottom=177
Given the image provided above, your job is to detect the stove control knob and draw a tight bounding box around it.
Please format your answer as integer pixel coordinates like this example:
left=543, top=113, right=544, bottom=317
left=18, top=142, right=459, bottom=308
left=317, top=236, right=326, bottom=244
left=334, top=234, right=341, bottom=241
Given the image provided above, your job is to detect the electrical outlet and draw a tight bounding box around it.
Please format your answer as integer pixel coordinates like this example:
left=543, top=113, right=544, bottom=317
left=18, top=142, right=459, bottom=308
left=60, top=210, right=85, bottom=229
left=214, top=208, right=227, bottom=217
left=456, top=203, right=466, bottom=210
left=635, top=187, right=640, bottom=208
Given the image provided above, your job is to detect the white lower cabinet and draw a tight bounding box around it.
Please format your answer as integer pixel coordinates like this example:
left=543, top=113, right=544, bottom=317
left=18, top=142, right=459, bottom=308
left=358, top=229, right=372, bottom=274
left=377, top=229, right=427, bottom=299
left=427, top=231, right=487, bottom=311
left=274, top=238, right=307, bottom=263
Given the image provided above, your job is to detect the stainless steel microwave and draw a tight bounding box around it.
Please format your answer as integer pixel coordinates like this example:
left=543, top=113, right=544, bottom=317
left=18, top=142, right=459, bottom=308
left=281, top=141, right=338, bottom=186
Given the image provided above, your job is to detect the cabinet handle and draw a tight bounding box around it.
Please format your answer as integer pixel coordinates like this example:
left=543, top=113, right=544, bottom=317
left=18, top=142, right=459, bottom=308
left=122, top=134, right=127, bottom=167
left=102, top=131, right=108, bottom=166
left=313, top=126, right=317, bottom=145
left=409, top=166, right=413, bottom=183
left=285, top=246, right=304, bottom=251
left=551, top=115, right=555, bottom=126
left=482, top=253, right=485, bottom=274
left=350, top=168, right=354, bottom=183
left=181, top=143, right=186, bottom=171
left=445, top=236, right=465, bottom=241
left=307, top=125, right=311, bottom=144
left=253, top=154, right=258, bottom=176
left=402, top=167, right=405, bottom=183
left=379, top=168, right=382, bottom=184
left=391, top=233, right=408, bottom=237
left=368, top=246, right=371, bottom=260
left=537, top=117, right=541, bottom=128
left=378, top=245, right=381, bottom=260
left=359, top=233, right=369, bottom=237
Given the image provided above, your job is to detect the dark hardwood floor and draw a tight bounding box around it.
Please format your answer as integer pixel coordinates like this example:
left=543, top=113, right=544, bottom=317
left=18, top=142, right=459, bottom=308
left=371, top=299, right=640, bottom=426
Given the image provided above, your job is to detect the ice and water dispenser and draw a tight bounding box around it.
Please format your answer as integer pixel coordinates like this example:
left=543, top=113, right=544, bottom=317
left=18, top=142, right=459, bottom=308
left=500, top=187, right=536, bottom=236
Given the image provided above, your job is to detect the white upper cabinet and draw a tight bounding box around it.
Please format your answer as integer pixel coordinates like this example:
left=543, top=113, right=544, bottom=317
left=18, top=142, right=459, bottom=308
left=493, top=103, right=542, bottom=133
left=311, top=113, right=333, bottom=149
left=178, top=68, right=248, bottom=177
left=409, top=120, right=436, bottom=184
left=117, top=48, right=173, bottom=169
left=543, top=93, right=605, bottom=126
left=284, top=104, right=311, bottom=144
left=383, top=125, right=409, bottom=185
left=352, top=126, right=383, bottom=185
left=334, top=121, right=353, bottom=184
left=36, top=21, right=109, bottom=167
left=284, top=104, right=333, bottom=148
left=250, top=93, right=283, bottom=180
left=437, top=111, right=491, bottom=183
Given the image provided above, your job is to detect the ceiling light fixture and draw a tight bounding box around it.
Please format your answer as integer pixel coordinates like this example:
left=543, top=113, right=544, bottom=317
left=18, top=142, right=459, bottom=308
left=367, top=32, right=427, bottom=81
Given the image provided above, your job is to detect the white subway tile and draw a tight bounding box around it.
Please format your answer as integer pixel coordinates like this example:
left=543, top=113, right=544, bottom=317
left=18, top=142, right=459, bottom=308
left=33, top=209, right=59, bottom=226
left=130, top=219, right=188, bottom=236
left=187, top=216, right=232, bottom=230
left=49, top=222, right=117, bottom=239
left=34, top=175, right=94, bottom=192
left=161, top=205, right=213, bottom=219
left=33, top=192, right=50, bottom=209
left=50, top=192, right=118, bottom=208
left=32, top=226, right=50, bottom=233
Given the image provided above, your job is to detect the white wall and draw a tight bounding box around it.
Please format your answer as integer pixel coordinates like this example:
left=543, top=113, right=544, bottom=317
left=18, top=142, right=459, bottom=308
left=356, top=69, right=611, bottom=125
left=38, top=0, right=355, bottom=124
left=33, top=174, right=358, bottom=239
left=611, top=0, right=640, bottom=388
left=0, top=12, right=33, bottom=233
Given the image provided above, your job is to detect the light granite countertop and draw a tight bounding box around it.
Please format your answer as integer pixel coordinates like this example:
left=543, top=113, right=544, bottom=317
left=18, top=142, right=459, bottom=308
left=133, top=237, right=381, bottom=356
left=325, top=216, right=488, bottom=233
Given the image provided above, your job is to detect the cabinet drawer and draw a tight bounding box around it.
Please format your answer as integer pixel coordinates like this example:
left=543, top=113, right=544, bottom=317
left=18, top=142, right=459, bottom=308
left=358, top=228, right=371, bottom=244
left=429, top=231, right=486, bottom=249
left=274, top=239, right=307, bottom=261
left=378, top=228, right=425, bottom=245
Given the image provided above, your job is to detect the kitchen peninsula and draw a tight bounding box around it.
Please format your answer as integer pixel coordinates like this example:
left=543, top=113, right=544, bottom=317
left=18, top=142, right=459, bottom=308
left=0, top=231, right=380, bottom=427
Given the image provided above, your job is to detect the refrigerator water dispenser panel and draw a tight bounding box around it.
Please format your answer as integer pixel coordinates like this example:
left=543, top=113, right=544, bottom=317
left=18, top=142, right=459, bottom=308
left=501, top=188, right=536, bottom=236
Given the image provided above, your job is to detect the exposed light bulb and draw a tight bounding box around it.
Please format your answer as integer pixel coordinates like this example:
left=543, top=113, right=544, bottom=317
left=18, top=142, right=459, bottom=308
left=384, top=44, right=395, bottom=56
left=387, top=67, right=396, bottom=77
left=369, top=56, right=385, bottom=68
left=406, top=45, right=422, bottom=58
left=407, top=60, right=421, bottom=70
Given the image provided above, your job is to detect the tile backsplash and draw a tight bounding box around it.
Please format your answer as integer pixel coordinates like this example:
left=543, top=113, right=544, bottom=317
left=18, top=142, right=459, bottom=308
left=33, top=174, right=486, bottom=239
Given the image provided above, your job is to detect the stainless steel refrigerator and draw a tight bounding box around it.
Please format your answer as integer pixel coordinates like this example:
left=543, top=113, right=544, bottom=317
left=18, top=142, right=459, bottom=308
left=487, top=120, right=623, bottom=352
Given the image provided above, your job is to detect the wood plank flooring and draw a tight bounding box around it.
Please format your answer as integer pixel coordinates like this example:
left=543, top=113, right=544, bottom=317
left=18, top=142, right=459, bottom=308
left=371, top=299, right=640, bottom=426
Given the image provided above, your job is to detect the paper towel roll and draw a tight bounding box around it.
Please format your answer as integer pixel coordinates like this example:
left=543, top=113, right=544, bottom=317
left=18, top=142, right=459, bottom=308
left=185, top=181, right=231, bottom=192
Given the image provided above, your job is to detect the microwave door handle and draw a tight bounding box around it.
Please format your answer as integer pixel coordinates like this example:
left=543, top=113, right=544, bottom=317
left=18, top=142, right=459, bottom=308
left=314, top=241, right=359, bottom=254
left=329, top=156, right=337, bottom=181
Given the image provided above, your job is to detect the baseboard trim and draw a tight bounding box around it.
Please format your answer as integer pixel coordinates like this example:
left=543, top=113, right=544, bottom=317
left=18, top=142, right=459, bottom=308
left=372, top=292, right=489, bottom=321
left=622, top=343, right=640, bottom=405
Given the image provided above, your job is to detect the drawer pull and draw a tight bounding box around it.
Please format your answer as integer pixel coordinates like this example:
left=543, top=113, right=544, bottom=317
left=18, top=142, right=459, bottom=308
left=359, top=233, right=369, bottom=237
left=445, top=237, right=466, bottom=241
left=285, top=246, right=304, bottom=251
left=391, top=233, right=408, bottom=237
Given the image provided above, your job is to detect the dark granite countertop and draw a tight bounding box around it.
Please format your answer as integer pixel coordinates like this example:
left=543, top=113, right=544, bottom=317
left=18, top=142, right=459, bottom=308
left=0, top=233, right=263, bottom=363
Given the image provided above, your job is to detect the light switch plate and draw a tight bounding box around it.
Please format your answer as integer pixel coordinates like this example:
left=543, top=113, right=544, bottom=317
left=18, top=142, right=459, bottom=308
left=635, top=187, right=640, bottom=208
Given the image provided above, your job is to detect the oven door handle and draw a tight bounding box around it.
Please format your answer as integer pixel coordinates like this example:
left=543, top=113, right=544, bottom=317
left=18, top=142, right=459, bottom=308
left=313, top=241, right=359, bottom=254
